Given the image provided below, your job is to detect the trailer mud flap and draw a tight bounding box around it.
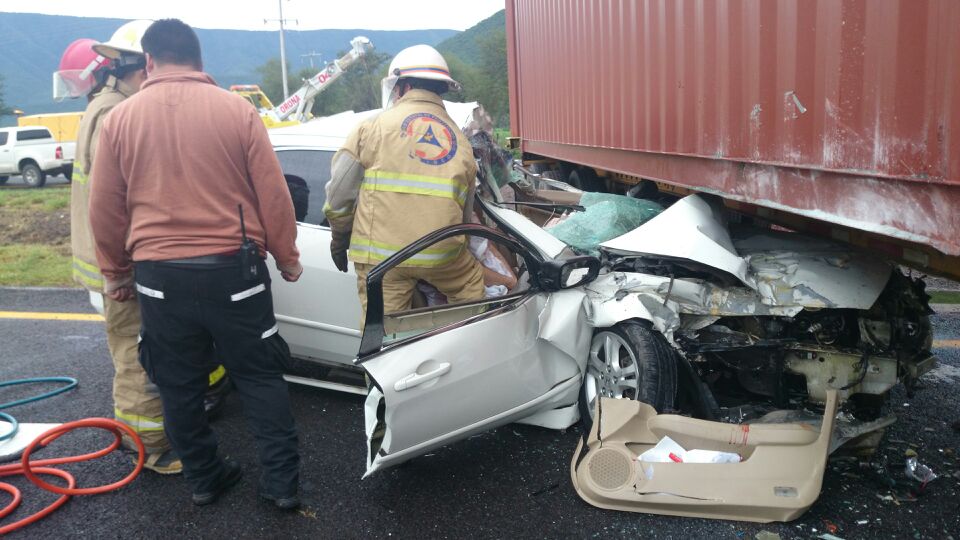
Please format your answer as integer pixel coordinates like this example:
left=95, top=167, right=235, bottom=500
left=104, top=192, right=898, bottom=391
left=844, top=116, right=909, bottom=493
left=570, top=390, right=838, bottom=523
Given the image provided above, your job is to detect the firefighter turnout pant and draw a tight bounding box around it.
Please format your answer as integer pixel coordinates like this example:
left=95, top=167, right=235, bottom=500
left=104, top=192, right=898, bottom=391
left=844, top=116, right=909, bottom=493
left=134, top=258, right=300, bottom=498
left=103, top=295, right=171, bottom=454
left=353, top=246, right=485, bottom=322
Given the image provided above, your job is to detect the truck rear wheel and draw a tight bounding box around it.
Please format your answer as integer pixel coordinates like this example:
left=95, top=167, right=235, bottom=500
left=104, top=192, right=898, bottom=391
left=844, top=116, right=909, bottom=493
left=21, top=163, right=46, bottom=188
left=568, top=168, right=604, bottom=192
left=579, top=320, right=677, bottom=429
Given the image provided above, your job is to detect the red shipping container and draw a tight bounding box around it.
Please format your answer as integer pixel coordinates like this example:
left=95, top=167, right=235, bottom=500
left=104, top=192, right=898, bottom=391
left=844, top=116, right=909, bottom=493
left=506, top=0, right=960, bottom=273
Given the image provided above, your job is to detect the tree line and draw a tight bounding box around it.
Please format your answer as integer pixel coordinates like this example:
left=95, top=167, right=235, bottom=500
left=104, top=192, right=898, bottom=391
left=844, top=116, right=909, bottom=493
left=254, top=28, right=509, bottom=128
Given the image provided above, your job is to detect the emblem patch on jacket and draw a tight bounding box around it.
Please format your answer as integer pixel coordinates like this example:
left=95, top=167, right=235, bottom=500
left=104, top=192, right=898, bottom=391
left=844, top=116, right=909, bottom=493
left=400, top=112, right=458, bottom=165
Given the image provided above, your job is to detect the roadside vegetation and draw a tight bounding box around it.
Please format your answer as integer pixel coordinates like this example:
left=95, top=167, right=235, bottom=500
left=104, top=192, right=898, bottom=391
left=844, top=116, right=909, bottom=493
left=930, top=291, right=960, bottom=305
left=0, top=185, right=72, bottom=287
left=0, top=187, right=69, bottom=211
left=256, top=11, right=511, bottom=129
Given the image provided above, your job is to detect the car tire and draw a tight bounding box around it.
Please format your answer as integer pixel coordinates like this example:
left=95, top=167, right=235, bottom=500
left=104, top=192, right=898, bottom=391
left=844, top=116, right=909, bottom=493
left=21, top=163, right=46, bottom=188
left=0, top=176, right=8, bottom=185
left=578, top=320, right=677, bottom=429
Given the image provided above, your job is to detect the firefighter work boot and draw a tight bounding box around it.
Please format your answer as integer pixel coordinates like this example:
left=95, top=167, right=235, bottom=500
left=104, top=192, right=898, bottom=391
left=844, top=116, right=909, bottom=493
left=130, top=448, right=183, bottom=475
left=192, top=461, right=243, bottom=506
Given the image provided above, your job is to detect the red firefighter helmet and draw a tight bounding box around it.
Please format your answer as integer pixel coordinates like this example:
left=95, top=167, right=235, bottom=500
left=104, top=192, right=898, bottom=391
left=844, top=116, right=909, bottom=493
left=53, top=38, right=112, bottom=101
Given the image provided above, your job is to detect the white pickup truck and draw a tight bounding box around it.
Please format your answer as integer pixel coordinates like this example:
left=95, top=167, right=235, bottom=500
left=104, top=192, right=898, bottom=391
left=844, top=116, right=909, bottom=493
left=0, top=126, right=73, bottom=188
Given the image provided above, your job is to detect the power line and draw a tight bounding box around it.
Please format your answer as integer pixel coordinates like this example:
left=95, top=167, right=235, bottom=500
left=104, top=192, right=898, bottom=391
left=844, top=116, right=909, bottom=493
left=300, top=51, right=322, bottom=69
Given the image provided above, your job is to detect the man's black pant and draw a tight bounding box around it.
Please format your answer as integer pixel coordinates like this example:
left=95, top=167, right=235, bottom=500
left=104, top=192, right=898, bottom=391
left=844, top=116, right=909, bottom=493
left=134, top=257, right=299, bottom=497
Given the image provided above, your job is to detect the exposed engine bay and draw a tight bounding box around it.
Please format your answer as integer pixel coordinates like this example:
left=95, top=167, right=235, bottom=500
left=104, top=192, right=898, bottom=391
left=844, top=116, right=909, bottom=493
left=490, top=163, right=937, bottom=444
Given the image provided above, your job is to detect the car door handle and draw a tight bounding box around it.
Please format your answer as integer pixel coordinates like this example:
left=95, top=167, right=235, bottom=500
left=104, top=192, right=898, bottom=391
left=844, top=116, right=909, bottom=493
left=394, top=362, right=451, bottom=392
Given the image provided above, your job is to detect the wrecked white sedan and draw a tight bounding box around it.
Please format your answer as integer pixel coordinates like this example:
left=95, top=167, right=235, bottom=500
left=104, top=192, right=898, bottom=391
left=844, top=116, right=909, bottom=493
left=267, top=112, right=935, bottom=479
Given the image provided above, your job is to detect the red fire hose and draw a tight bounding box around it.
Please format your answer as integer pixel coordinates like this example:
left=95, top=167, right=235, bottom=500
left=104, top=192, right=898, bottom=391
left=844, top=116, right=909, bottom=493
left=0, top=418, right=144, bottom=535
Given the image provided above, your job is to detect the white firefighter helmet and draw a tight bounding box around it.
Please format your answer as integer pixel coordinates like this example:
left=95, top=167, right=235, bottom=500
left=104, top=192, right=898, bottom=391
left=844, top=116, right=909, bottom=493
left=381, top=44, right=460, bottom=109
left=93, top=19, right=153, bottom=59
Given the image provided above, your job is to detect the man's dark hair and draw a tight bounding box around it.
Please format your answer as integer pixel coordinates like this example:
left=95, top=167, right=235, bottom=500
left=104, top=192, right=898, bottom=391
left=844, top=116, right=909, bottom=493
left=401, top=77, right=448, bottom=95
left=142, top=19, right=203, bottom=69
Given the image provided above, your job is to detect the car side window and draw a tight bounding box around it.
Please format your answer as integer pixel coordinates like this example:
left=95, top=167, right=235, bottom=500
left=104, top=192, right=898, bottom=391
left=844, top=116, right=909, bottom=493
left=274, top=149, right=333, bottom=226
left=16, top=129, right=52, bottom=141
left=358, top=227, right=539, bottom=356
left=0, top=132, right=7, bottom=145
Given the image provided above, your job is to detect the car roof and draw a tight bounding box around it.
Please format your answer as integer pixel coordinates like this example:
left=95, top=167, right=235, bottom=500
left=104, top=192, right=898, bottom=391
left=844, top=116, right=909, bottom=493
left=0, top=126, right=53, bottom=133
left=269, top=109, right=380, bottom=151
left=269, top=101, right=483, bottom=151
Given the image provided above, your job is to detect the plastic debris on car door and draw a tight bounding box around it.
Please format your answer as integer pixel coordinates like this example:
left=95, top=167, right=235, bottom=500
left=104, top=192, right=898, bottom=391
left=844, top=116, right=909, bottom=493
left=570, top=390, right=838, bottom=522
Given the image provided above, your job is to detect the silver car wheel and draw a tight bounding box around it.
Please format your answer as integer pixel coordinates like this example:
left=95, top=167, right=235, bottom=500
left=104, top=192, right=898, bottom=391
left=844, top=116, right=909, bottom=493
left=583, top=330, right=640, bottom=420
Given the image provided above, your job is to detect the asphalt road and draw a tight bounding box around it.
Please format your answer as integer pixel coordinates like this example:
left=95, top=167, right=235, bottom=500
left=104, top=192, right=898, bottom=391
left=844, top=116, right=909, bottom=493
left=1, top=288, right=958, bottom=539
left=1, top=173, right=71, bottom=188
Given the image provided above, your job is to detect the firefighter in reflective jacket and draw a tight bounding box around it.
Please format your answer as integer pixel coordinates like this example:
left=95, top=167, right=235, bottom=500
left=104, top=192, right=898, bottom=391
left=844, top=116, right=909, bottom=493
left=324, top=44, right=484, bottom=318
left=55, top=21, right=229, bottom=474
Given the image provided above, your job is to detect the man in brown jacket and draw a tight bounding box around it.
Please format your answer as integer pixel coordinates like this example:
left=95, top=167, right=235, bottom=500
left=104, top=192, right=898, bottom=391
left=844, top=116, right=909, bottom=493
left=90, top=19, right=302, bottom=510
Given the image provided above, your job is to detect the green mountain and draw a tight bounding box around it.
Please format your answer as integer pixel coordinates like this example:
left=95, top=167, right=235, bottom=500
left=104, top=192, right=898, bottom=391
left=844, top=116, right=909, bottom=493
left=436, top=10, right=508, bottom=126
left=436, top=10, right=506, bottom=67
left=0, top=12, right=456, bottom=125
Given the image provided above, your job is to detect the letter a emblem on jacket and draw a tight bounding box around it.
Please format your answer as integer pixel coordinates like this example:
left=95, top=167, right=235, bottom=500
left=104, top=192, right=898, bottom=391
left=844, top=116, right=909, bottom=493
left=401, top=112, right=458, bottom=166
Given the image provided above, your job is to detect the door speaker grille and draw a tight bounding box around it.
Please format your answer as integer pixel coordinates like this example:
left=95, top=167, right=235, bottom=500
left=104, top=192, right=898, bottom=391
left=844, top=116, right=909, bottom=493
left=587, top=448, right=633, bottom=490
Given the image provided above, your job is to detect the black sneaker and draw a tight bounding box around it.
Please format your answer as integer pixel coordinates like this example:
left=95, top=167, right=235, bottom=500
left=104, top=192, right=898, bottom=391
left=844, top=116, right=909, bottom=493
left=259, top=491, right=301, bottom=511
left=192, top=461, right=243, bottom=506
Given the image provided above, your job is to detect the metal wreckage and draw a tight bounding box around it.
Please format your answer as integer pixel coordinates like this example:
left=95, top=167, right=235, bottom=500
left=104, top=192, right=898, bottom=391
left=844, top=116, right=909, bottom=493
left=466, top=133, right=935, bottom=522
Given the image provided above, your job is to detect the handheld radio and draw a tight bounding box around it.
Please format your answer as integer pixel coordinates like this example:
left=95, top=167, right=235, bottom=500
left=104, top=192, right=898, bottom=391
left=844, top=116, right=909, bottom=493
left=238, top=204, right=259, bottom=280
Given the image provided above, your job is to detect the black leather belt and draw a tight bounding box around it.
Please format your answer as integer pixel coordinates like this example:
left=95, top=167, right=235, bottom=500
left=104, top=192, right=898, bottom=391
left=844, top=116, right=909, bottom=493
left=161, top=253, right=241, bottom=265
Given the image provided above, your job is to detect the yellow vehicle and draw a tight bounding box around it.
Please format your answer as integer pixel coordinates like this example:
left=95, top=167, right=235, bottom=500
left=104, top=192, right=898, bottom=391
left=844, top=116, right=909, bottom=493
left=18, top=112, right=83, bottom=143
left=229, top=85, right=300, bottom=129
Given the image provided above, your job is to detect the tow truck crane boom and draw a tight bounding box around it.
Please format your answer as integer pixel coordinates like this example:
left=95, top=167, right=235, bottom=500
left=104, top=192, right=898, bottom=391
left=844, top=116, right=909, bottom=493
left=271, top=36, right=373, bottom=124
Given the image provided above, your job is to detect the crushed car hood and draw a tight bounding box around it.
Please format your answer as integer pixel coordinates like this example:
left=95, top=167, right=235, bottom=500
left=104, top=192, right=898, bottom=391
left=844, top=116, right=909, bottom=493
left=599, top=194, right=891, bottom=311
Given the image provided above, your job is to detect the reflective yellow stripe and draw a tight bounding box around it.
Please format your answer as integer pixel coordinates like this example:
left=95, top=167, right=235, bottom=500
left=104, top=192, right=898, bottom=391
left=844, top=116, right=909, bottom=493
left=73, top=256, right=100, bottom=273
left=114, top=409, right=165, bottom=432
left=72, top=258, right=103, bottom=289
left=73, top=169, right=89, bottom=184
left=349, top=237, right=460, bottom=267
left=208, top=365, right=226, bottom=386
left=322, top=202, right=354, bottom=219
left=362, top=170, right=467, bottom=205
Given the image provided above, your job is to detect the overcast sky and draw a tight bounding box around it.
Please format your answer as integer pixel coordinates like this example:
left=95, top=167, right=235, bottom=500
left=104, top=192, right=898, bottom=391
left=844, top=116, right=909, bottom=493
left=0, top=0, right=504, bottom=31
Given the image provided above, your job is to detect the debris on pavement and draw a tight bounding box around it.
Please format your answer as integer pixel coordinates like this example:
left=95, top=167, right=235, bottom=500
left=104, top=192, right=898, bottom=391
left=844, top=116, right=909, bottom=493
left=904, top=456, right=937, bottom=488
left=572, top=391, right=840, bottom=522
left=754, top=531, right=781, bottom=540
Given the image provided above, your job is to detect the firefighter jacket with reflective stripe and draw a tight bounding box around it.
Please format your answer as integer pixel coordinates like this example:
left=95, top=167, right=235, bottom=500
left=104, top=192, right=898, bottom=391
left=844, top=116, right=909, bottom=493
left=71, top=77, right=137, bottom=291
left=324, top=89, right=477, bottom=267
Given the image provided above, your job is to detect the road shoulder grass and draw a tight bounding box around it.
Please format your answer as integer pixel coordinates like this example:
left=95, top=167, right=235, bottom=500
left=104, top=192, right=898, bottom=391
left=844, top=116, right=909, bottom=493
left=0, top=244, right=72, bottom=286
left=0, top=185, right=72, bottom=287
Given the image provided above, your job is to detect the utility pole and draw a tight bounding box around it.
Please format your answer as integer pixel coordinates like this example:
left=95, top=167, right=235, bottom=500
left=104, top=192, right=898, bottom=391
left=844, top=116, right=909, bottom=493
left=300, top=51, right=323, bottom=69
left=265, top=0, right=297, bottom=99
